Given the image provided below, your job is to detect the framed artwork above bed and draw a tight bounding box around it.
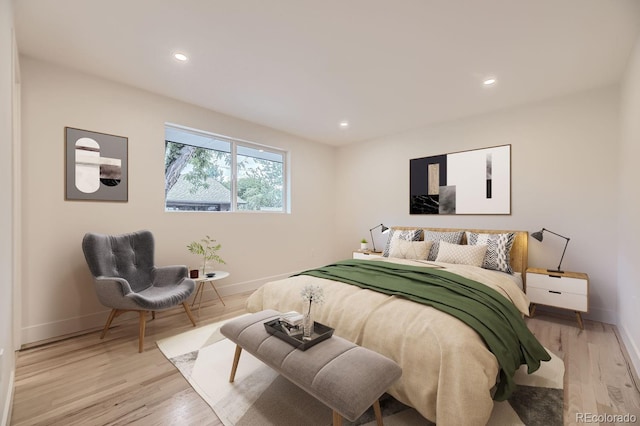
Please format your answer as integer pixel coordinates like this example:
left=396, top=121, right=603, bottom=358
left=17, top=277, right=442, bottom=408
left=410, top=144, right=510, bottom=215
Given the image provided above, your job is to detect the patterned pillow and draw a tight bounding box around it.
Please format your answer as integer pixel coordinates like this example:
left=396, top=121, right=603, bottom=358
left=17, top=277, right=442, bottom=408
left=435, top=241, right=488, bottom=267
left=423, top=231, right=464, bottom=261
left=466, top=232, right=516, bottom=274
left=388, top=240, right=433, bottom=260
left=382, top=229, right=423, bottom=257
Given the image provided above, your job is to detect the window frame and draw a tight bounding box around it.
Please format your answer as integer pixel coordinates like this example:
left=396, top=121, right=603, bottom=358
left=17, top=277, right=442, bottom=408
left=165, top=123, right=289, bottom=213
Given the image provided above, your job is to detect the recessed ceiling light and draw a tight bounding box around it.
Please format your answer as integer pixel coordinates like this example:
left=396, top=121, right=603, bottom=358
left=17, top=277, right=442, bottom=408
left=174, top=53, right=188, bottom=62
left=339, top=121, right=349, bottom=128
left=483, top=78, right=496, bottom=86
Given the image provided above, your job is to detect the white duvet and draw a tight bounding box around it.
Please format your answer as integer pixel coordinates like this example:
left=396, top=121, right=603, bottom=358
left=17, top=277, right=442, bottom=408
left=246, top=258, right=531, bottom=425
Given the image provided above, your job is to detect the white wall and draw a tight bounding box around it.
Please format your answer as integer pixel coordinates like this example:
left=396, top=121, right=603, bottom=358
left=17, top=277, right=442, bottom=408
left=335, top=86, right=620, bottom=324
left=0, top=0, right=16, bottom=423
left=618, top=34, right=640, bottom=375
left=15, top=29, right=636, bottom=360
left=19, top=56, right=337, bottom=344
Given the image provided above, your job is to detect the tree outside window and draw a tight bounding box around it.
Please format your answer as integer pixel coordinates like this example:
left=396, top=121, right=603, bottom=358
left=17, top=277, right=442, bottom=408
left=164, top=125, right=287, bottom=212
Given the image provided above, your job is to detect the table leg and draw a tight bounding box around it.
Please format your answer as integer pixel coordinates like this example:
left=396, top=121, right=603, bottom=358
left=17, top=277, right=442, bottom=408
left=196, top=282, right=206, bottom=315
left=209, top=281, right=226, bottom=306
left=191, top=282, right=204, bottom=308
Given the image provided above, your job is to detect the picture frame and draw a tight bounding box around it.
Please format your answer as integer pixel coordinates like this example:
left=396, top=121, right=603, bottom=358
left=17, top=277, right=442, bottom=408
left=65, top=127, right=128, bottom=202
left=410, top=144, right=511, bottom=215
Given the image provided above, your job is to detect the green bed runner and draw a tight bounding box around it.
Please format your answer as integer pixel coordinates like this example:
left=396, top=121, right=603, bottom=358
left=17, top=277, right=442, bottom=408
left=294, top=259, right=550, bottom=401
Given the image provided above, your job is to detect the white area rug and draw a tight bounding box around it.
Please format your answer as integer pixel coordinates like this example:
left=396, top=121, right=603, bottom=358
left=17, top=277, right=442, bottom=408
left=157, top=317, right=564, bottom=425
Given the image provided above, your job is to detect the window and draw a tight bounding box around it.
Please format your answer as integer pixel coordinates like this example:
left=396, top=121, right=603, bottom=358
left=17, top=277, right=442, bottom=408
left=164, top=124, right=287, bottom=212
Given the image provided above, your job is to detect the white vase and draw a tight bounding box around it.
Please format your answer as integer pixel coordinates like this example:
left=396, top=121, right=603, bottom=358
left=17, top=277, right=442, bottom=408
left=360, top=243, right=368, bottom=251
left=303, top=312, right=314, bottom=339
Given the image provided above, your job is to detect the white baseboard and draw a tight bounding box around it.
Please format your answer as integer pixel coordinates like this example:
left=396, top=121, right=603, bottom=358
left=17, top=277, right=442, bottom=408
left=617, top=323, right=640, bottom=379
left=1, top=369, right=14, bottom=426
left=585, top=306, right=618, bottom=325
left=202, top=271, right=292, bottom=297
left=21, top=310, right=110, bottom=345
left=20, top=272, right=294, bottom=345
left=533, top=304, right=617, bottom=325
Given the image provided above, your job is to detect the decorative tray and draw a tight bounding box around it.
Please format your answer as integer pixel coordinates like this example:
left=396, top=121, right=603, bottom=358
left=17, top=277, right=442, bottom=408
left=264, top=319, right=334, bottom=351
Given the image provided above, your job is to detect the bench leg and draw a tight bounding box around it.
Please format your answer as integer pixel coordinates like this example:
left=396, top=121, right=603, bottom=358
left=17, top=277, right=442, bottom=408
left=332, top=399, right=383, bottom=426
left=332, top=410, right=343, bottom=426
left=373, top=399, right=383, bottom=426
left=229, top=345, right=243, bottom=382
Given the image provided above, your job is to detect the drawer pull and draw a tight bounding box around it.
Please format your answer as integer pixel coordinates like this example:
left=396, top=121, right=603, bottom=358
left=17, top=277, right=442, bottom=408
left=548, top=290, right=562, bottom=294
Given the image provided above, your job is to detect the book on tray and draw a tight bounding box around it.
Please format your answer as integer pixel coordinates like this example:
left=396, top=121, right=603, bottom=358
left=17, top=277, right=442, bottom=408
left=279, top=311, right=304, bottom=337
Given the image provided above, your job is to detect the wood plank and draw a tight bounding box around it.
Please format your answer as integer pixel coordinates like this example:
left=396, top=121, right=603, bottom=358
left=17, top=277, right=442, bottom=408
left=11, top=292, right=249, bottom=426
left=11, top=292, right=640, bottom=425
left=527, top=311, right=640, bottom=424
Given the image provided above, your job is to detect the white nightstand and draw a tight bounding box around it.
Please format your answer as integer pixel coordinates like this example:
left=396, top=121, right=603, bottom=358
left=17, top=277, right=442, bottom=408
left=353, top=250, right=383, bottom=260
left=526, top=267, right=589, bottom=329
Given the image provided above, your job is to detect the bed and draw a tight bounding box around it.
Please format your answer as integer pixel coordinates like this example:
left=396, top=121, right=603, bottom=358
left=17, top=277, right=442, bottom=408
left=246, top=227, right=548, bottom=425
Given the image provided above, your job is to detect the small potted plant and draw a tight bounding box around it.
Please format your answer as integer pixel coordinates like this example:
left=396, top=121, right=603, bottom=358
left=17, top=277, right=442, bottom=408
left=187, top=235, right=226, bottom=277
left=360, top=238, right=368, bottom=251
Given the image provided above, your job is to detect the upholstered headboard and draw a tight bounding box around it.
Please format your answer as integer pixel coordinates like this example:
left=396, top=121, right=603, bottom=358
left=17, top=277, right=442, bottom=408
left=390, top=226, right=529, bottom=278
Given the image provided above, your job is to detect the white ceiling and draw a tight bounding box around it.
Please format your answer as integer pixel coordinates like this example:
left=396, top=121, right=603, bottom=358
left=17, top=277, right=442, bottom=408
left=13, top=0, right=640, bottom=146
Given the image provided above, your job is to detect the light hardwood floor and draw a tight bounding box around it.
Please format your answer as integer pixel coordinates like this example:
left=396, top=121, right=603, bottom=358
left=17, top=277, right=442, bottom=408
left=10, top=293, right=640, bottom=425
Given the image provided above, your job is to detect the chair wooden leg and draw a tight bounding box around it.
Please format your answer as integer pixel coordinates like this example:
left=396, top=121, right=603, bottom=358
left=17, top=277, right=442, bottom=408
left=100, top=309, right=119, bottom=339
left=373, top=399, right=383, bottom=426
left=182, top=302, right=197, bottom=327
left=229, top=345, right=242, bottom=383
left=138, top=311, right=147, bottom=353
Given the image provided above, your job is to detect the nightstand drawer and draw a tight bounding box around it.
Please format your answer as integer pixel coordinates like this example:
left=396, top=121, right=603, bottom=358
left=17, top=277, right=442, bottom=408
left=527, top=273, right=587, bottom=295
left=353, top=251, right=382, bottom=260
left=527, top=287, right=588, bottom=312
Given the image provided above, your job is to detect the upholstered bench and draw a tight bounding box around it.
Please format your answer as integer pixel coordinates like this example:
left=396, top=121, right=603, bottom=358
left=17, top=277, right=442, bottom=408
left=220, top=309, right=402, bottom=426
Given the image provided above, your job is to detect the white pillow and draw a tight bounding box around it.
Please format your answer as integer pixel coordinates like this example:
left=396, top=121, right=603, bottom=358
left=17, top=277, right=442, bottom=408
left=435, top=241, right=488, bottom=267
left=423, top=230, right=464, bottom=261
left=465, top=231, right=516, bottom=273
left=388, top=239, right=433, bottom=260
left=382, top=229, right=423, bottom=257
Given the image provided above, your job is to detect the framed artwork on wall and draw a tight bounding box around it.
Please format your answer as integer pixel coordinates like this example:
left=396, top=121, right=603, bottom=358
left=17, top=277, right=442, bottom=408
left=65, top=127, right=128, bottom=201
left=410, top=144, right=510, bottom=215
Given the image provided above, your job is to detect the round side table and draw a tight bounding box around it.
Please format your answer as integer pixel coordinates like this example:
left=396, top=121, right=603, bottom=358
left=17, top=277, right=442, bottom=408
left=191, top=271, right=230, bottom=314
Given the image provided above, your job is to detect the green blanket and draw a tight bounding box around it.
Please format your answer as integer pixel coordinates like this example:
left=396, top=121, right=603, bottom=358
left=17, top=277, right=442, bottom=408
left=294, top=259, right=550, bottom=401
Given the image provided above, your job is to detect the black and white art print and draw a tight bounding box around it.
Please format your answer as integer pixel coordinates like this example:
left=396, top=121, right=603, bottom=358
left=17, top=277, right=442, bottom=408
left=410, top=144, right=510, bottom=215
left=65, top=127, right=128, bottom=201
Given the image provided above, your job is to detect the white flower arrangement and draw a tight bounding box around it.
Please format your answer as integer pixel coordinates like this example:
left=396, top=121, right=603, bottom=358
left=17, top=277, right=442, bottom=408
left=300, top=284, right=324, bottom=315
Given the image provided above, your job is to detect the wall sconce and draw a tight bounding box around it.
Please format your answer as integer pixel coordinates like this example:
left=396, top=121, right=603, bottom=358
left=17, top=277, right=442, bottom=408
left=531, top=228, right=570, bottom=273
left=369, top=224, right=389, bottom=252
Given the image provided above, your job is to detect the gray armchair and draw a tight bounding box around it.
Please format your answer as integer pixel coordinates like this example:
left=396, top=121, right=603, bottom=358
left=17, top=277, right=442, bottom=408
left=82, top=230, right=196, bottom=352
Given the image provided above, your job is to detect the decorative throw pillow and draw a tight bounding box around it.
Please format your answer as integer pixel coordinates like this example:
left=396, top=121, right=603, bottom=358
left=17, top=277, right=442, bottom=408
left=423, top=230, right=464, bottom=261
left=388, top=240, right=433, bottom=260
left=435, top=241, right=487, bottom=267
left=382, top=229, right=423, bottom=257
left=466, top=232, right=516, bottom=274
